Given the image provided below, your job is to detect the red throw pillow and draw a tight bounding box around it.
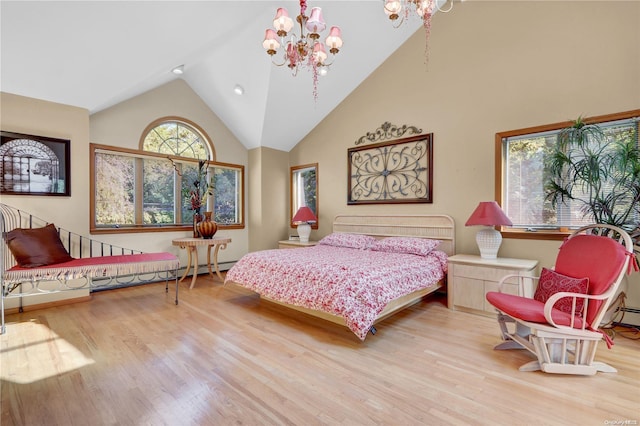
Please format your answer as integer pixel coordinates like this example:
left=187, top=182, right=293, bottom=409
left=6, top=223, right=74, bottom=267
left=534, top=267, right=589, bottom=315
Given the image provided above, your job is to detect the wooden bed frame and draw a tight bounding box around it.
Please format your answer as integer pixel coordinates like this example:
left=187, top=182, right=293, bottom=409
left=262, top=214, right=455, bottom=331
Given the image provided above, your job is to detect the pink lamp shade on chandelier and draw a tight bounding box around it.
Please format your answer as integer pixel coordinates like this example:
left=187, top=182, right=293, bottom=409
left=262, top=29, right=281, bottom=54
left=384, top=0, right=402, bottom=19
left=273, top=8, right=294, bottom=36
left=313, top=43, right=328, bottom=64
left=325, top=27, right=343, bottom=53
left=465, top=201, right=513, bottom=259
left=306, top=7, right=326, bottom=34
left=292, top=206, right=317, bottom=243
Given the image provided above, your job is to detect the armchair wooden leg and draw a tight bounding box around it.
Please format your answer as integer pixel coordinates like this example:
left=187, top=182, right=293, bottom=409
left=494, top=313, right=531, bottom=350
left=518, top=360, right=542, bottom=372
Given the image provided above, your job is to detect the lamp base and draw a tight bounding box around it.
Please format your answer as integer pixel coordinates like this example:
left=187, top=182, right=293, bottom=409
left=297, top=223, right=311, bottom=243
left=476, top=227, right=502, bottom=259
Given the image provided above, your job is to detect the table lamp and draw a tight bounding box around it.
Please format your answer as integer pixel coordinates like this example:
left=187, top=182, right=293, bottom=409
left=465, top=201, right=513, bottom=259
left=292, top=206, right=317, bottom=243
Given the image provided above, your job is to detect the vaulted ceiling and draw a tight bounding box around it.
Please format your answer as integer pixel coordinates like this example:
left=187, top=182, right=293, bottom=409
left=1, top=1, right=428, bottom=152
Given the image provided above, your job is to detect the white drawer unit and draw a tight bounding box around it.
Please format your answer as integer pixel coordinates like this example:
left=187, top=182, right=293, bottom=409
left=278, top=240, right=318, bottom=249
left=447, top=254, right=538, bottom=317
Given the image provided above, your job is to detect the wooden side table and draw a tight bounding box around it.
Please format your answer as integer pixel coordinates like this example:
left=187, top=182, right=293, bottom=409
left=278, top=240, right=318, bottom=249
left=172, top=237, right=231, bottom=289
left=447, top=254, right=538, bottom=317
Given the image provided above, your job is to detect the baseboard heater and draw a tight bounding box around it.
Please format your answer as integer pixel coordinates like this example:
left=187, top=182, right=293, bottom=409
left=613, top=306, right=640, bottom=328
left=182, top=261, right=236, bottom=276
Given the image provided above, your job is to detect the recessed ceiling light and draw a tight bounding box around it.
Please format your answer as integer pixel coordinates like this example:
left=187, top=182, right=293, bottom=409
left=234, top=85, right=244, bottom=95
left=171, top=65, right=184, bottom=75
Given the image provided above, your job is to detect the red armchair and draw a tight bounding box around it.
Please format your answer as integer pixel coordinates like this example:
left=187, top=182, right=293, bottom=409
left=486, top=224, right=636, bottom=375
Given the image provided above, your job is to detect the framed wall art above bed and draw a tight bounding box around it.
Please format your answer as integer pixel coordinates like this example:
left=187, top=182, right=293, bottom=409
left=348, top=122, right=433, bottom=205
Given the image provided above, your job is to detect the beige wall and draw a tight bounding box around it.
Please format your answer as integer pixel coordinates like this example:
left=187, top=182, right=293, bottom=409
left=89, top=79, right=249, bottom=264
left=248, top=147, right=289, bottom=251
left=1, top=80, right=250, bottom=308
left=0, top=92, right=92, bottom=306
left=2, top=1, right=639, bottom=321
left=286, top=2, right=640, bottom=318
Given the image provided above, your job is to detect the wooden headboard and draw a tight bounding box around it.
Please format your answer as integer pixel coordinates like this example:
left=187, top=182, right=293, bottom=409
left=332, top=214, right=455, bottom=256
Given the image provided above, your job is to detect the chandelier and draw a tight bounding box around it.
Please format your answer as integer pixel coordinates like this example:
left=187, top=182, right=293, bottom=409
left=262, top=0, right=343, bottom=101
left=383, top=0, right=455, bottom=58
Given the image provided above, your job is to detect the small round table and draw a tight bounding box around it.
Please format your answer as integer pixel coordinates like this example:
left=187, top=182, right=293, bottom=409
left=172, top=237, right=231, bottom=289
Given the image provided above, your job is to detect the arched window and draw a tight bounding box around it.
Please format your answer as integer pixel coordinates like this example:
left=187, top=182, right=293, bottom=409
left=91, top=117, right=244, bottom=233
left=141, top=118, right=215, bottom=160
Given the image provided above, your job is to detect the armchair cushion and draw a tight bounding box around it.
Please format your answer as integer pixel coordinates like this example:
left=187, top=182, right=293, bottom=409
left=486, top=291, right=584, bottom=329
left=534, top=267, right=589, bottom=315
left=554, top=234, right=628, bottom=324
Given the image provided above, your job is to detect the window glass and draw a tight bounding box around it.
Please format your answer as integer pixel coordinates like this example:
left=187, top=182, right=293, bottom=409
left=290, top=164, right=318, bottom=229
left=180, top=162, right=200, bottom=224
left=91, top=118, right=244, bottom=233
left=95, top=152, right=135, bottom=225
left=213, top=166, right=242, bottom=225
left=143, top=158, right=175, bottom=224
left=142, top=121, right=208, bottom=159
left=497, top=112, right=639, bottom=238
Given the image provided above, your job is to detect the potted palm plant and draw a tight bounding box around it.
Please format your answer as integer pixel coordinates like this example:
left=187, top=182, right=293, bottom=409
left=545, top=117, right=640, bottom=257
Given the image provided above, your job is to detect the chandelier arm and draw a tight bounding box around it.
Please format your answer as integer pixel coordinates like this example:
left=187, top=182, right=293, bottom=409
left=270, top=56, right=288, bottom=67
left=435, top=0, right=454, bottom=13
left=319, top=54, right=337, bottom=67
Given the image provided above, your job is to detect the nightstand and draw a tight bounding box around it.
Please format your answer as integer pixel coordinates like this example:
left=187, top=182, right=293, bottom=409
left=447, top=254, right=538, bottom=317
left=278, top=240, right=318, bottom=249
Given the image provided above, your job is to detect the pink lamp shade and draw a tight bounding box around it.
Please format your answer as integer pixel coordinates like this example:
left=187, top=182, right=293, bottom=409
left=262, top=29, right=281, bottom=54
left=273, top=7, right=294, bottom=36
left=325, top=26, right=343, bottom=54
left=384, top=0, right=402, bottom=19
left=292, top=206, right=317, bottom=224
left=465, top=201, right=512, bottom=259
left=312, top=43, right=328, bottom=65
left=293, top=206, right=317, bottom=243
left=306, top=7, right=326, bottom=34
left=465, top=201, right=513, bottom=227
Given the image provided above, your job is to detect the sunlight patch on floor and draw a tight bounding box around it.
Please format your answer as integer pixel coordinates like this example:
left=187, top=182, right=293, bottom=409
left=0, top=320, right=94, bottom=384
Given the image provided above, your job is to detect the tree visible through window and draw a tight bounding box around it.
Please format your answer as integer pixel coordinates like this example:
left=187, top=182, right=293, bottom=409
left=92, top=118, right=244, bottom=232
left=497, top=111, right=639, bottom=238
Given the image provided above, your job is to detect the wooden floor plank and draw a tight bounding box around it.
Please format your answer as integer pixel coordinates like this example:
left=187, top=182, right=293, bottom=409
left=1, top=276, right=639, bottom=425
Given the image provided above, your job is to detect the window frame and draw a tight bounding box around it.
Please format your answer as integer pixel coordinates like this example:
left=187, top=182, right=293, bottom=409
left=495, top=109, right=640, bottom=241
left=140, top=116, right=217, bottom=161
left=290, top=163, right=319, bottom=230
left=90, top=143, right=244, bottom=234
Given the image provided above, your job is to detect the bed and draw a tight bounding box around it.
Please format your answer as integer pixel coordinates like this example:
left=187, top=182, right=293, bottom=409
left=224, top=214, right=455, bottom=340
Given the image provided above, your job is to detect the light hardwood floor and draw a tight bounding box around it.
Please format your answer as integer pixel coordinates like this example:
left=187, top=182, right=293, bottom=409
left=1, top=275, right=639, bottom=426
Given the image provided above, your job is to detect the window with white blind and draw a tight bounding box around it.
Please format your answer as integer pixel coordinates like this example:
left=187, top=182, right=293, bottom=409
left=496, top=110, right=639, bottom=239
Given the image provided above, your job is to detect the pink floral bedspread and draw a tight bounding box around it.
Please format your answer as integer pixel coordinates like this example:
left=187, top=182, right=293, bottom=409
left=224, top=245, right=448, bottom=340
